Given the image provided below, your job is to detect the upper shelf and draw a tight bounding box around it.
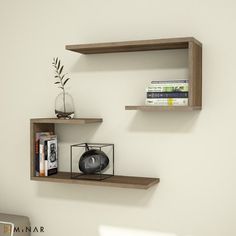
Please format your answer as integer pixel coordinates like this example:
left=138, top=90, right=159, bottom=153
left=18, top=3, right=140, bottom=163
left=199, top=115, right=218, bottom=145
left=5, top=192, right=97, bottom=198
left=31, top=118, right=103, bottom=124
left=65, top=37, right=202, bottom=54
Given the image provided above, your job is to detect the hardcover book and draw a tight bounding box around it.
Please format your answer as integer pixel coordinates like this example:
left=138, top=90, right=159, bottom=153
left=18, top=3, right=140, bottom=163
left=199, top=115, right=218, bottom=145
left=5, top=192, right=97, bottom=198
left=35, top=132, right=51, bottom=176
left=47, top=138, right=58, bottom=176
left=145, top=98, right=188, bottom=106
left=147, top=92, right=188, bottom=98
left=39, top=135, right=56, bottom=176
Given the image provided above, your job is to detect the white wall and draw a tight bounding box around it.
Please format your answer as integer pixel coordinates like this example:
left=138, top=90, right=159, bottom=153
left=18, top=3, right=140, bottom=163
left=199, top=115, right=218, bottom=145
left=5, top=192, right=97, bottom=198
left=0, top=0, right=236, bottom=236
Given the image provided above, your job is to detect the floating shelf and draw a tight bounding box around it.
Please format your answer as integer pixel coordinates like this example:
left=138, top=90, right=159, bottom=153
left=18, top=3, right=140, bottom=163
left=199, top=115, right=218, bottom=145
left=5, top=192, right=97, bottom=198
left=31, top=118, right=103, bottom=124
left=125, top=105, right=201, bottom=111
left=30, top=118, right=159, bottom=189
left=66, top=37, right=202, bottom=110
left=65, top=37, right=201, bottom=54
left=31, top=172, right=159, bottom=189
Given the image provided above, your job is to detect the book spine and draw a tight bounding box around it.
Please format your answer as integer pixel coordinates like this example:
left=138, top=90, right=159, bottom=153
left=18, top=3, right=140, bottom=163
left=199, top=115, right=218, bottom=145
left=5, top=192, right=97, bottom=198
left=44, top=140, right=48, bottom=177
left=35, top=134, right=40, bottom=176
left=146, top=85, right=188, bottom=92
left=145, top=98, right=188, bottom=106
left=39, top=142, right=45, bottom=177
left=47, top=138, right=58, bottom=176
left=147, top=92, right=188, bottom=98
left=151, top=79, right=188, bottom=84
left=35, top=132, right=52, bottom=176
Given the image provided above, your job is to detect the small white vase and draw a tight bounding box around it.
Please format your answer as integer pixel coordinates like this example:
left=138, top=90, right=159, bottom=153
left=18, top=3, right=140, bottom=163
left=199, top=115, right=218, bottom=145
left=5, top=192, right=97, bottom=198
left=55, top=92, right=75, bottom=119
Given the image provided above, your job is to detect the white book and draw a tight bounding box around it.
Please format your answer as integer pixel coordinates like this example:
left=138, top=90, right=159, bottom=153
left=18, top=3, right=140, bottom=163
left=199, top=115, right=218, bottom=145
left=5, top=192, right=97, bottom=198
left=39, top=135, right=56, bottom=177
left=151, top=79, right=188, bottom=84
left=47, top=138, right=58, bottom=176
left=145, top=98, right=188, bottom=106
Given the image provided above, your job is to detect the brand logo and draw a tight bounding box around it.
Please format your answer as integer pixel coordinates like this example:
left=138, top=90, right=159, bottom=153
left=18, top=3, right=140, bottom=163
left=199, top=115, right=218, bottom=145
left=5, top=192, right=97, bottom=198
left=14, top=226, right=45, bottom=233
left=2, top=224, right=45, bottom=234
left=4, top=224, right=12, bottom=234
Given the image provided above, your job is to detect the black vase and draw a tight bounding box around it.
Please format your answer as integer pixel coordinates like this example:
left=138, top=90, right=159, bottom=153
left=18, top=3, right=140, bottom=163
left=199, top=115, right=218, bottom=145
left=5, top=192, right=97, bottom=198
left=79, top=149, right=109, bottom=174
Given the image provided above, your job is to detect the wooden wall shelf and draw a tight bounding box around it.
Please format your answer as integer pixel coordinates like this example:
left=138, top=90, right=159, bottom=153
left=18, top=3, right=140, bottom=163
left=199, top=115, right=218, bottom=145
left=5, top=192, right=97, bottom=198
left=65, top=37, right=201, bottom=54
left=66, top=37, right=202, bottom=110
left=31, top=118, right=103, bottom=125
left=125, top=105, right=201, bottom=111
left=30, top=118, right=159, bottom=189
left=32, top=172, right=159, bottom=189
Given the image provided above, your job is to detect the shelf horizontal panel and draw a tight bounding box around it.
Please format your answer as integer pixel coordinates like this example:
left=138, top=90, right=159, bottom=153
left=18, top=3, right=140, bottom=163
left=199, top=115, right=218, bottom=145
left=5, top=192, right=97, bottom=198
left=31, top=172, right=159, bottom=189
left=66, top=37, right=201, bottom=54
left=125, top=105, right=202, bottom=111
left=31, top=118, right=103, bottom=124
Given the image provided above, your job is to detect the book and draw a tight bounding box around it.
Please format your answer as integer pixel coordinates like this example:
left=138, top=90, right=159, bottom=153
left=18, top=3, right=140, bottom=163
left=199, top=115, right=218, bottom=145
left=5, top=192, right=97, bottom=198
left=151, top=79, right=188, bottom=84
left=147, top=92, right=188, bottom=98
left=39, top=135, right=56, bottom=176
left=146, top=80, right=188, bottom=92
left=44, top=140, right=48, bottom=177
left=47, top=138, right=58, bottom=176
left=145, top=98, right=188, bottom=106
left=35, top=132, right=51, bottom=176
left=146, top=85, right=188, bottom=92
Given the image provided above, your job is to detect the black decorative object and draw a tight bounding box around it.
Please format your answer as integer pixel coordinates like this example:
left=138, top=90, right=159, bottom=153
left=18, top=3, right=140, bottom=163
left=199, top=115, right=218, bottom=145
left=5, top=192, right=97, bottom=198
left=70, top=143, right=114, bottom=181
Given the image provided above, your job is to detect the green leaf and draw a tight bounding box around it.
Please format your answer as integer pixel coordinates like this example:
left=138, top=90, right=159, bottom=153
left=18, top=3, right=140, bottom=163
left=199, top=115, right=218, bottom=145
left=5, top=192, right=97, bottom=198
left=61, top=73, right=68, bottom=80
left=57, top=60, right=61, bottom=70
left=54, top=82, right=60, bottom=84
left=63, top=78, right=70, bottom=86
left=54, top=75, right=59, bottom=78
left=59, top=65, right=64, bottom=75
left=55, top=57, right=58, bottom=65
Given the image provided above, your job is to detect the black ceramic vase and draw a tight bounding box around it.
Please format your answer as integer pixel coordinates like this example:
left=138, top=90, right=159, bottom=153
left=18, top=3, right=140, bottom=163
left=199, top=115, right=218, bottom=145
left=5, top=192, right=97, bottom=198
left=79, top=149, right=109, bottom=174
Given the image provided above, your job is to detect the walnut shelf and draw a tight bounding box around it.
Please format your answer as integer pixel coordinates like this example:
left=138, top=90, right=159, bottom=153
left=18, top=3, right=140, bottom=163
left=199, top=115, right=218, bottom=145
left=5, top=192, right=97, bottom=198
left=65, top=37, right=201, bottom=54
left=125, top=105, right=201, bottom=111
left=31, top=172, right=159, bottom=189
left=31, top=118, right=103, bottom=124
left=66, top=37, right=202, bottom=110
left=30, top=118, right=159, bottom=189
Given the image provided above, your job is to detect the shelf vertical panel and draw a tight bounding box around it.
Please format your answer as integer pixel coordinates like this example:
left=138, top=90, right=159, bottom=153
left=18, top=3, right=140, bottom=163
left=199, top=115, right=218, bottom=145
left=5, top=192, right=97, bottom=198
left=30, top=121, right=55, bottom=179
left=188, top=41, right=202, bottom=107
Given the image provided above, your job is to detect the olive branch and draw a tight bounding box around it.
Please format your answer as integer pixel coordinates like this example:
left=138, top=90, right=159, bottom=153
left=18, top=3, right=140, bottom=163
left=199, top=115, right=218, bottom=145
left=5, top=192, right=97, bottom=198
left=52, top=57, right=70, bottom=113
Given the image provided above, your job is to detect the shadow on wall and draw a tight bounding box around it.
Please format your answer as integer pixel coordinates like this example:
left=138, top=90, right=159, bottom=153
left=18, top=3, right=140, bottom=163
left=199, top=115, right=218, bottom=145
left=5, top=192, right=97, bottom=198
left=69, top=49, right=188, bottom=73
left=127, top=111, right=200, bottom=133
left=36, top=183, right=159, bottom=207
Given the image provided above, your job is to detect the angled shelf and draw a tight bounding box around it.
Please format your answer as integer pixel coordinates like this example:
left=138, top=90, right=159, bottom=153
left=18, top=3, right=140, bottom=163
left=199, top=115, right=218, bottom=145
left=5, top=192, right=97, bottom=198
left=66, top=37, right=202, bottom=110
left=30, top=118, right=159, bottom=189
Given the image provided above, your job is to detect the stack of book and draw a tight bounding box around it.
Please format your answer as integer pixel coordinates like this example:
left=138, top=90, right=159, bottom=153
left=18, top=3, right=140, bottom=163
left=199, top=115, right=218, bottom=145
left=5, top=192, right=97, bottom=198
left=145, top=80, right=189, bottom=106
left=35, top=132, right=58, bottom=177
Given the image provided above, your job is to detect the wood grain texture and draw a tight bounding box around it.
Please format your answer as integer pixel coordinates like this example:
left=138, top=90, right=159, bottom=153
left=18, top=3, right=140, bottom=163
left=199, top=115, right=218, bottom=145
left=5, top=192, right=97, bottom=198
left=66, top=37, right=202, bottom=54
left=31, top=118, right=103, bottom=124
left=125, top=105, right=201, bottom=111
left=30, top=118, right=103, bottom=179
left=31, top=172, right=160, bottom=189
left=188, top=42, right=202, bottom=107
left=30, top=121, right=55, bottom=178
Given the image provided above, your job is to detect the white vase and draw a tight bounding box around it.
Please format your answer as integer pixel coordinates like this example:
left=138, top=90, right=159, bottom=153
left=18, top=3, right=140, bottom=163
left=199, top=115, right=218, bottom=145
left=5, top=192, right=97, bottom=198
left=55, top=92, right=75, bottom=119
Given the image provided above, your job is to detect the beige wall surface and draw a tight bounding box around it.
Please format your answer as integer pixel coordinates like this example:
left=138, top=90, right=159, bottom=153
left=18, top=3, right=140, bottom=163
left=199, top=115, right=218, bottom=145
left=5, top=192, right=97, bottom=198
left=0, top=0, right=236, bottom=236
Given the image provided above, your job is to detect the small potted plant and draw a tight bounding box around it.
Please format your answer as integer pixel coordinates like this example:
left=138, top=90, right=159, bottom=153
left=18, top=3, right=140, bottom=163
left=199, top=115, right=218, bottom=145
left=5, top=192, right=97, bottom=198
left=52, top=57, right=74, bottom=119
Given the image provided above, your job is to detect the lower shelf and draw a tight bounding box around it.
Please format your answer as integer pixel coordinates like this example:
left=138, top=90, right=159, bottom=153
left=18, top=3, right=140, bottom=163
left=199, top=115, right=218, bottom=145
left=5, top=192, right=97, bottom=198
left=31, top=172, right=159, bottom=189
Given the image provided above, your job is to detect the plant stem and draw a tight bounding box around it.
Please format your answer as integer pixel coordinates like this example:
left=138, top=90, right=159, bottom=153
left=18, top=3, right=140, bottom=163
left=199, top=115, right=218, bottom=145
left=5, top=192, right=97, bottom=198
left=63, top=88, right=66, bottom=113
